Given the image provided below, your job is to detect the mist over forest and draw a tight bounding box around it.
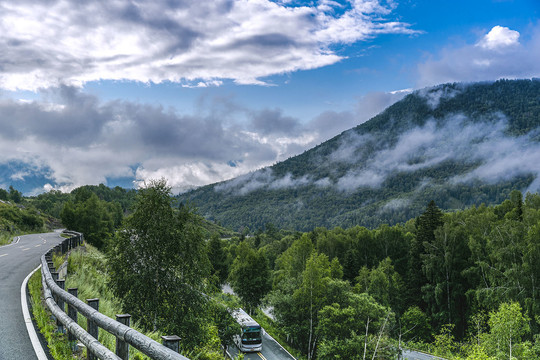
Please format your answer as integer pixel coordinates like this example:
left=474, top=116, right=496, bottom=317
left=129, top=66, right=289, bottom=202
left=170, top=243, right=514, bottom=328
left=178, top=79, right=540, bottom=231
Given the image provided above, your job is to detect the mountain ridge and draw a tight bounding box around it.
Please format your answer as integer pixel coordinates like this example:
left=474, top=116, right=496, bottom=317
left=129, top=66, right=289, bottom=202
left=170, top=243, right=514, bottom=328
left=178, top=79, right=540, bottom=231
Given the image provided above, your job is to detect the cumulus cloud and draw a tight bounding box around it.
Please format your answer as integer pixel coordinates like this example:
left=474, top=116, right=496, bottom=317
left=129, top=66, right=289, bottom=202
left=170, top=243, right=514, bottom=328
left=477, top=25, right=520, bottom=50
left=0, top=0, right=418, bottom=91
left=417, top=24, right=540, bottom=87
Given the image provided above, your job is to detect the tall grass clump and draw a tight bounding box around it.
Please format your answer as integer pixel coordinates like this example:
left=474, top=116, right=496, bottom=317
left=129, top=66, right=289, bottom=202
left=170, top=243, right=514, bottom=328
left=28, top=269, right=74, bottom=359
left=65, top=246, right=156, bottom=359
left=0, top=232, right=12, bottom=245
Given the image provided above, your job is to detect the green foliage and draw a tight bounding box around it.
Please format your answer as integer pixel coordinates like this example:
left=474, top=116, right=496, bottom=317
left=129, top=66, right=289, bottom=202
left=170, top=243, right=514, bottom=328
left=8, top=185, right=22, bottom=203
left=209, top=302, right=240, bottom=351
left=0, top=200, right=45, bottom=238
left=208, top=234, right=229, bottom=286
left=432, top=324, right=457, bottom=357
left=400, top=306, right=432, bottom=343
left=0, top=188, right=8, bottom=201
left=354, top=257, right=404, bottom=313
left=228, top=242, right=271, bottom=313
left=65, top=246, right=224, bottom=359
left=107, top=179, right=211, bottom=347
left=28, top=269, right=73, bottom=360
left=488, top=302, right=529, bottom=359
left=256, top=192, right=540, bottom=359
left=60, top=193, right=114, bottom=248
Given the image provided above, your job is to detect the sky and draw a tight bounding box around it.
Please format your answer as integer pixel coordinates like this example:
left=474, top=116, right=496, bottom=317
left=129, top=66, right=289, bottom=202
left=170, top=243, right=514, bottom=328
left=0, top=0, right=539, bottom=195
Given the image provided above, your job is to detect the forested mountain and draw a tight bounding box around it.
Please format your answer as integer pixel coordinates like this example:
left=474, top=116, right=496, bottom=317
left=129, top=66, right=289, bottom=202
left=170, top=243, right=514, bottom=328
left=178, top=79, right=540, bottom=231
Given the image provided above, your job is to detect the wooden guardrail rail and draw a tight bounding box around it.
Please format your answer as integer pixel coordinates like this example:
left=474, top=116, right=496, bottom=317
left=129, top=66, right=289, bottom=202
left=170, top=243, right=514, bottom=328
left=40, top=231, right=189, bottom=360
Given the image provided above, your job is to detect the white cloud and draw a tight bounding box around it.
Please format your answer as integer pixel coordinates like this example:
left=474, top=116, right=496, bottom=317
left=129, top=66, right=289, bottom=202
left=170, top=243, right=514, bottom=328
left=0, top=0, right=417, bottom=91
left=417, top=24, right=540, bottom=87
left=477, top=25, right=520, bottom=50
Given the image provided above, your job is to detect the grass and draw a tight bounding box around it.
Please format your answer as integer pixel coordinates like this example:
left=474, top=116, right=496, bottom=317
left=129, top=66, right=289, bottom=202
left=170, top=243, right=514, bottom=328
left=0, top=232, right=12, bottom=245
left=28, top=269, right=76, bottom=360
left=64, top=246, right=159, bottom=360
left=29, top=248, right=157, bottom=360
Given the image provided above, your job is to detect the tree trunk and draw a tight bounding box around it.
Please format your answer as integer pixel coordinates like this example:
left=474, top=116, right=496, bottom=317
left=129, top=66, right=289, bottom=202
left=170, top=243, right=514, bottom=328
left=363, top=317, right=370, bottom=360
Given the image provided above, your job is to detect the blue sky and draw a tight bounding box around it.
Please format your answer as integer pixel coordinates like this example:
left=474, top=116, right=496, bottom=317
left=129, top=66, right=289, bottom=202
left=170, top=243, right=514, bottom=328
left=0, top=0, right=538, bottom=194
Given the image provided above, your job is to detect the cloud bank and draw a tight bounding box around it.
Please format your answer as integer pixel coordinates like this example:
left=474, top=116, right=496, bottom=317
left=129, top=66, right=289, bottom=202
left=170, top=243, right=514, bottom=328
left=417, top=25, right=540, bottom=87
left=0, top=84, right=404, bottom=194
left=0, top=0, right=418, bottom=90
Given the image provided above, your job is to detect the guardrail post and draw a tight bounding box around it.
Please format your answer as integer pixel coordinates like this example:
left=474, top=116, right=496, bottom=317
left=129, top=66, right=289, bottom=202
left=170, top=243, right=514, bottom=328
left=115, top=314, right=131, bottom=359
left=87, top=298, right=99, bottom=360
left=56, top=279, right=65, bottom=333
left=67, top=288, right=78, bottom=341
left=162, top=335, right=181, bottom=353
left=47, top=262, right=55, bottom=272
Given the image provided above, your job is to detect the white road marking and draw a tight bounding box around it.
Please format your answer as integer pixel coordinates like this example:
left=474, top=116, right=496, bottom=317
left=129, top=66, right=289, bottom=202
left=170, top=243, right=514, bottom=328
left=34, top=244, right=41, bottom=248
left=22, top=265, right=49, bottom=360
left=22, top=248, right=30, bottom=251
left=0, top=253, right=8, bottom=258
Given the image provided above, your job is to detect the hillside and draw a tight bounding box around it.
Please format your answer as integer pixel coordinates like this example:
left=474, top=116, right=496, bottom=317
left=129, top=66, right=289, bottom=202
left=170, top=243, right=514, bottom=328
left=178, top=79, right=540, bottom=231
left=0, top=200, right=49, bottom=244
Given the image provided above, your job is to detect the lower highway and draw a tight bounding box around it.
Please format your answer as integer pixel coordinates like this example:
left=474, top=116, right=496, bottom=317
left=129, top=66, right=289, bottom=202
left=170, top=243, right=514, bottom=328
left=227, top=329, right=296, bottom=360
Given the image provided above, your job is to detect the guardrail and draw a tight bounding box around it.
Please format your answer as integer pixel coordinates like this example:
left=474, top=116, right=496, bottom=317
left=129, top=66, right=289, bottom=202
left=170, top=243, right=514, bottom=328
left=40, top=231, right=189, bottom=360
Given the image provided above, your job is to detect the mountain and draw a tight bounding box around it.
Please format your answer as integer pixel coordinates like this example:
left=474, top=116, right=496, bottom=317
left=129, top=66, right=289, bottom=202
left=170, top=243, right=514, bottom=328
left=179, top=79, right=540, bottom=232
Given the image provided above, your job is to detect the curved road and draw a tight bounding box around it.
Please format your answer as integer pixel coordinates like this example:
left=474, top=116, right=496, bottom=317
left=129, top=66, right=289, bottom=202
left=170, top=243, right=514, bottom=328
left=0, top=231, right=64, bottom=360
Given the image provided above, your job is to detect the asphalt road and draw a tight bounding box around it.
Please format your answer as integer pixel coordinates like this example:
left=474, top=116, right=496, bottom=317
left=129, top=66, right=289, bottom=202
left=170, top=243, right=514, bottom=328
left=0, top=231, right=64, bottom=360
left=227, top=329, right=296, bottom=360
left=403, top=349, right=446, bottom=360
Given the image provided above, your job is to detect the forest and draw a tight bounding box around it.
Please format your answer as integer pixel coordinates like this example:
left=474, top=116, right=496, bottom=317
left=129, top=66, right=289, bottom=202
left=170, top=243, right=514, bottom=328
left=218, top=190, right=540, bottom=359
left=7, top=181, right=540, bottom=359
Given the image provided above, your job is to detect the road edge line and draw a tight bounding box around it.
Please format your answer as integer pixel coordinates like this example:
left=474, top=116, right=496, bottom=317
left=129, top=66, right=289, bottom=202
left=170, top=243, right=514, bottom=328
left=3, top=236, right=20, bottom=248
left=21, top=264, right=48, bottom=360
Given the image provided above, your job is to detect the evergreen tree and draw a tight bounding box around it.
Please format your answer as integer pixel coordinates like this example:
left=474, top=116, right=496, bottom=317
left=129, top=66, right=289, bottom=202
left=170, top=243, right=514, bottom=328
left=406, top=201, right=443, bottom=310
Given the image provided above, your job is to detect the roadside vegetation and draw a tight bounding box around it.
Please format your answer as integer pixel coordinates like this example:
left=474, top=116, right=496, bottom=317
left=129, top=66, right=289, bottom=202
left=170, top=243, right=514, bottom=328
left=0, top=188, right=49, bottom=245
left=28, top=269, right=74, bottom=360
left=14, top=178, right=540, bottom=359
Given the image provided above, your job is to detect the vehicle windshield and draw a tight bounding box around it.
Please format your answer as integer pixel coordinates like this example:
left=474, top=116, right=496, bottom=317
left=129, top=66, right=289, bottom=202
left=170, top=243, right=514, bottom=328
left=241, top=326, right=262, bottom=344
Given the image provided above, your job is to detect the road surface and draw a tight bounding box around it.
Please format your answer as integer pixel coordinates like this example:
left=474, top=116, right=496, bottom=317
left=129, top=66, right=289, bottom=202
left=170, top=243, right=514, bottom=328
left=403, top=349, right=447, bottom=360
left=227, top=329, right=296, bottom=360
left=0, top=231, right=64, bottom=360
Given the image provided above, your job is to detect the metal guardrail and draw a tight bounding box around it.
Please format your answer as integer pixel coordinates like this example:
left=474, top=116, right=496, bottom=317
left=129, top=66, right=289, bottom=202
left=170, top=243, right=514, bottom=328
left=40, top=231, right=189, bottom=360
